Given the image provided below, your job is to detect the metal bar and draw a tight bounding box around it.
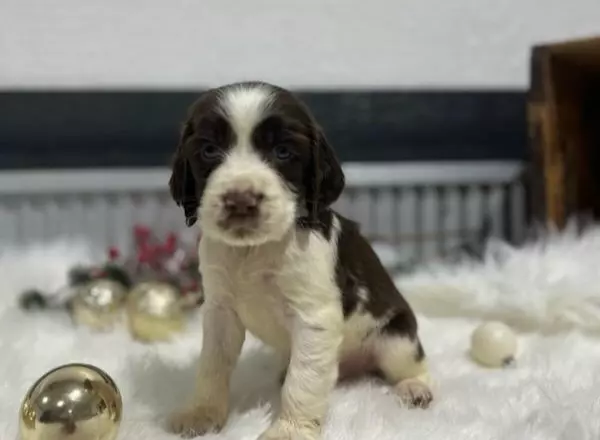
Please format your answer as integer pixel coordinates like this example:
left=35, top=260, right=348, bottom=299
left=366, top=229, right=480, bottom=243
left=414, top=186, right=424, bottom=261
left=369, top=187, right=379, bottom=238
left=458, top=185, right=469, bottom=243
left=392, top=187, right=401, bottom=246
left=501, top=182, right=513, bottom=242
left=346, top=187, right=358, bottom=222
left=480, top=184, right=492, bottom=240
left=0, top=162, right=525, bottom=195
left=436, top=185, right=446, bottom=255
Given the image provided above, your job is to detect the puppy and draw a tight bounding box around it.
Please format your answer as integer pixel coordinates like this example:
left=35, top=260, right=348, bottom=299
left=168, top=81, right=432, bottom=439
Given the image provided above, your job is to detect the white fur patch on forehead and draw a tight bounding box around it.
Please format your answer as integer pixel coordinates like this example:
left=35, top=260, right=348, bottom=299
left=218, top=84, right=274, bottom=138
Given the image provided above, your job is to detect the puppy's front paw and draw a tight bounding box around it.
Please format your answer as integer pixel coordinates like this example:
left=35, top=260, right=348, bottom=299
left=259, top=419, right=321, bottom=440
left=394, top=378, right=433, bottom=409
left=167, top=405, right=228, bottom=438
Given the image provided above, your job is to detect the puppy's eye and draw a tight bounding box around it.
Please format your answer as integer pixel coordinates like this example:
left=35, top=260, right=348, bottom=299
left=200, top=143, right=222, bottom=161
left=274, top=145, right=293, bottom=161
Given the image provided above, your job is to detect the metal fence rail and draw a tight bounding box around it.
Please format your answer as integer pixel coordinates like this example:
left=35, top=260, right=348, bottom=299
left=0, top=162, right=526, bottom=264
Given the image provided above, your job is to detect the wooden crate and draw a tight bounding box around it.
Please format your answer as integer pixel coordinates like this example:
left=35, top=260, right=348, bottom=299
left=528, top=36, right=600, bottom=228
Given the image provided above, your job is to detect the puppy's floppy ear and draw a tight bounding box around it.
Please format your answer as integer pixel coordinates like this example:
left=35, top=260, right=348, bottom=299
left=169, top=122, right=199, bottom=227
left=305, top=125, right=345, bottom=220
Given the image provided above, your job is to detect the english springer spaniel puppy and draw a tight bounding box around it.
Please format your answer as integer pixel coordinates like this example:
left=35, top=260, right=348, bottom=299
left=168, top=81, right=432, bottom=439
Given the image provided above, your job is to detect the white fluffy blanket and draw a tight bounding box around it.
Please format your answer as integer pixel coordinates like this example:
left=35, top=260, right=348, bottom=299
left=2, top=226, right=600, bottom=440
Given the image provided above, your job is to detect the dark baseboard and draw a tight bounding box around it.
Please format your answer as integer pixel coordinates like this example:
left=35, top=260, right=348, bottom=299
left=0, top=89, right=528, bottom=169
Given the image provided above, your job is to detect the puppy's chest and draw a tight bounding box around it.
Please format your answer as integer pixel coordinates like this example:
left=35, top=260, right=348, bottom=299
left=228, top=254, right=292, bottom=351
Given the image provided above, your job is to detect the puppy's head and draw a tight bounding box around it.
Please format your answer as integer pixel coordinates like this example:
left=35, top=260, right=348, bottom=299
left=169, top=82, right=345, bottom=246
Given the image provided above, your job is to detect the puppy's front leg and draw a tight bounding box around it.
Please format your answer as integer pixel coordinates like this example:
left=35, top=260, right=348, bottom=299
left=169, top=299, right=245, bottom=438
left=260, top=301, right=343, bottom=440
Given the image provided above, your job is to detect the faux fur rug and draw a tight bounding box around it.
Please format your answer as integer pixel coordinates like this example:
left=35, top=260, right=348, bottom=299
left=2, top=227, right=600, bottom=439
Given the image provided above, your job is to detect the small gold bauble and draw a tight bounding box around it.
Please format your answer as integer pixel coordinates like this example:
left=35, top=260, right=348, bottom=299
left=470, top=321, right=518, bottom=368
left=70, top=280, right=127, bottom=331
left=19, top=363, right=123, bottom=440
left=126, top=281, right=185, bottom=342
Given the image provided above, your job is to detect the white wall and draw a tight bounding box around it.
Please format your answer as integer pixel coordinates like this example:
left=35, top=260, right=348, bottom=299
left=1, top=0, right=599, bottom=89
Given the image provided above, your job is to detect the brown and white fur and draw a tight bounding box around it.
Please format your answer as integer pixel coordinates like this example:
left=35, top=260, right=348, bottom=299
left=167, top=82, right=432, bottom=439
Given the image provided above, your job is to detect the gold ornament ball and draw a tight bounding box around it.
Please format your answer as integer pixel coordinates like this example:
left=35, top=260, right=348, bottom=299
left=470, top=321, right=518, bottom=368
left=71, top=280, right=127, bottom=331
left=126, top=281, right=186, bottom=342
left=19, top=363, right=123, bottom=440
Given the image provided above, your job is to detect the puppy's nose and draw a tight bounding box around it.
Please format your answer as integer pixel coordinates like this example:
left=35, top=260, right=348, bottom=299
left=222, top=190, right=264, bottom=217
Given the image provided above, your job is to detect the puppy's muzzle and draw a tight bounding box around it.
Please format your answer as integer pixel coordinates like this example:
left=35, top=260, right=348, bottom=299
left=221, top=190, right=264, bottom=221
